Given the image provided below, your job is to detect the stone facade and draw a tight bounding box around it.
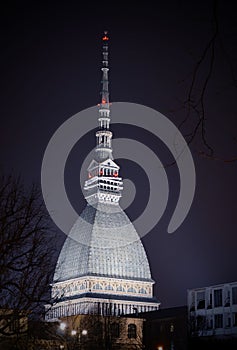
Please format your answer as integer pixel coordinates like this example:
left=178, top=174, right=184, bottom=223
left=56, top=314, right=144, bottom=350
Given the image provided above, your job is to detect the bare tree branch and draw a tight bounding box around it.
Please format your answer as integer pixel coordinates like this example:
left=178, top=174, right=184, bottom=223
left=0, top=173, right=56, bottom=339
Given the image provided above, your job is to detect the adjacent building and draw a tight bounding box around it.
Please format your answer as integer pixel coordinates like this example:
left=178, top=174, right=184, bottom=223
left=188, top=281, right=237, bottom=338
left=139, top=306, right=188, bottom=350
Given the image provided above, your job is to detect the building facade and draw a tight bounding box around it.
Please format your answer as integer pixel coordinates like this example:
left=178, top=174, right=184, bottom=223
left=45, top=32, right=159, bottom=323
left=187, top=281, right=237, bottom=338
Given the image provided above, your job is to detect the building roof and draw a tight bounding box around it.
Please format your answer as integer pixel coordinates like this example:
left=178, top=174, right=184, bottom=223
left=137, top=306, right=188, bottom=320
left=53, top=202, right=152, bottom=283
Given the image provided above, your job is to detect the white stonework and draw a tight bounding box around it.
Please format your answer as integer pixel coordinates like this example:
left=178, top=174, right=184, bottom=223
left=51, top=276, right=153, bottom=300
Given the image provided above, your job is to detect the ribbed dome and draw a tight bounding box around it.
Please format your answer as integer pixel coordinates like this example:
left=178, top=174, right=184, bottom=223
left=54, top=203, right=152, bottom=283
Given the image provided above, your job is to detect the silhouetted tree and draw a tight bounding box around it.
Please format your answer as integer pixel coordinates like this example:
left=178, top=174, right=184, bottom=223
left=177, top=0, right=237, bottom=162
left=0, top=173, right=56, bottom=346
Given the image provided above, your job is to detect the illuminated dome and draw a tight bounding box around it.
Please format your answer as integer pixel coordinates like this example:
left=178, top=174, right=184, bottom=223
left=54, top=202, right=152, bottom=283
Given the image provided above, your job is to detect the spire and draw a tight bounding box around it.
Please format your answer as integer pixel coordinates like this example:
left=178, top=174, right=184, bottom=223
left=83, top=32, right=123, bottom=205
left=95, top=31, right=113, bottom=161
left=101, top=30, right=109, bottom=107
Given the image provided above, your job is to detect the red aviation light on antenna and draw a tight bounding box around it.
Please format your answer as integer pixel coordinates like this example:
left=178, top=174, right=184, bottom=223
left=102, top=99, right=106, bottom=104
left=102, top=35, right=109, bottom=41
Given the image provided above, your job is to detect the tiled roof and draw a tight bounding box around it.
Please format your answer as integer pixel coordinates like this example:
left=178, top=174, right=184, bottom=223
left=54, top=203, right=152, bottom=283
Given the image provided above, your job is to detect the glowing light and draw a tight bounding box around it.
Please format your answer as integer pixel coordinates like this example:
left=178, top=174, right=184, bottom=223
left=102, top=36, right=109, bottom=41
left=71, top=330, right=77, bottom=336
left=82, top=329, right=88, bottom=335
left=102, top=99, right=106, bottom=104
left=59, top=322, right=66, bottom=331
left=114, top=172, right=118, bottom=177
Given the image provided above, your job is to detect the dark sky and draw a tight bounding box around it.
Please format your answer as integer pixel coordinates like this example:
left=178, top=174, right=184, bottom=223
left=1, top=1, right=237, bottom=307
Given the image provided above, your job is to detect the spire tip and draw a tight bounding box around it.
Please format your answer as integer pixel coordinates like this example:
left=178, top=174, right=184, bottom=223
left=102, top=31, right=109, bottom=41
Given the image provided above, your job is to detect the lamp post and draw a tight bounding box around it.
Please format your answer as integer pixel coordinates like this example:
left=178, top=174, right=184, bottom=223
left=70, top=329, right=78, bottom=350
left=78, top=329, right=88, bottom=349
left=58, top=321, right=87, bottom=350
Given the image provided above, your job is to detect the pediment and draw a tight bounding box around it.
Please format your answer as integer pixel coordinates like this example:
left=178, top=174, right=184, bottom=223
left=100, top=159, right=119, bottom=169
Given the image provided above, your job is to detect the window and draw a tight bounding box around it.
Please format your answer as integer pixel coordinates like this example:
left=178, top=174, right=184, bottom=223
left=110, top=323, right=120, bottom=338
left=207, top=316, right=213, bottom=329
left=214, top=314, right=223, bottom=329
left=214, top=289, right=222, bottom=307
left=93, top=283, right=103, bottom=290
left=233, top=313, right=237, bottom=327
left=116, top=285, right=125, bottom=292
left=128, top=324, right=137, bottom=339
left=225, top=315, right=231, bottom=328
left=9, top=318, right=20, bottom=333
left=197, top=291, right=205, bottom=309
left=138, top=288, right=147, bottom=294
left=197, top=315, right=206, bottom=331
left=232, top=287, right=237, bottom=305
left=105, top=284, right=113, bottom=291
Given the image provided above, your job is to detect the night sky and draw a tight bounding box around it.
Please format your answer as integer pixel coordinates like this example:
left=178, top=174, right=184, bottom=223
left=1, top=1, right=237, bottom=307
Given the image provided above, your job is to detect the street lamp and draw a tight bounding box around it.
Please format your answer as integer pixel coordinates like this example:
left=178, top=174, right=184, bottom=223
left=59, top=322, right=67, bottom=331
left=81, top=329, right=87, bottom=336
